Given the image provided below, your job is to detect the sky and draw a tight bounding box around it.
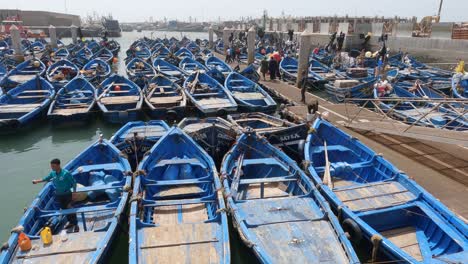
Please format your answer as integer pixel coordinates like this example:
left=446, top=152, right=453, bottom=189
left=1, top=0, right=466, bottom=23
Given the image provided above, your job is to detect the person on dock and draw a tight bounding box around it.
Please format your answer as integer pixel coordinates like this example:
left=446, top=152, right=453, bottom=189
left=268, top=56, right=278, bottom=81
left=260, top=57, right=269, bottom=81
left=33, top=159, right=78, bottom=233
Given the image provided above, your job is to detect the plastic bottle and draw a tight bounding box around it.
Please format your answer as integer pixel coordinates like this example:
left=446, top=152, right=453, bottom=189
left=18, top=232, right=32, bottom=251
left=60, top=230, right=68, bottom=242
left=40, top=227, right=53, bottom=245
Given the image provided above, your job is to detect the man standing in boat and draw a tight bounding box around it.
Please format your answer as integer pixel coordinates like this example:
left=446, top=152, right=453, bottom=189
left=32, top=159, right=79, bottom=233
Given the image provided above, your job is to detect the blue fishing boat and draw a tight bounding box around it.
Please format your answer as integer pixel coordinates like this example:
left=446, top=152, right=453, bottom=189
left=375, top=85, right=468, bottom=130
left=110, top=120, right=170, bottom=169
left=239, top=64, right=260, bottom=83
left=0, top=138, right=131, bottom=263
left=96, top=75, right=143, bottom=123
left=221, top=131, right=359, bottom=263
left=325, top=76, right=377, bottom=102
left=179, top=57, right=208, bottom=75
left=86, top=40, right=101, bottom=54
left=227, top=112, right=308, bottom=161
left=304, top=118, right=468, bottom=263
left=127, top=46, right=151, bottom=62
left=452, top=73, right=468, bottom=99
left=0, top=63, right=7, bottom=85
left=183, top=72, right=237, bottom=115
left=206, top=56, right=232, bottom=76
left=1, top=58, right=46, bottom=90
left=47, top=77, right=96, bottom=124
left=129, top=127, right=230, bottom=264
left=0, top=76, right=55, bottom=134
left=174, top=47, right=194, bottom=59
left=178, top=117, right=238, bottom=164
left=24, top=41, right=45, bottom=56
left=81, top=59, right=112, bottom=85
left=153, top=58, right=188, bottom=83
left=106, top=40, right=121, bottom=56
left=52, top=48, right=70, bottom=61
left=0, top=40, right=9, bottom=52
left=151, top=46, right=170, bottom=60
left=92, top=48, right=113, bottom=63
left=279, top=56, right=316, bottom=83
left=125, top=58, right=156, bottom=87
left=185, top=41, right=201, bottom=53
left=144, top=75, right=187, bottom=119
left=215, top=41, right=224, bottom=54
left=46, top=59, right=79, bottom=90
left=225, top=72, right=276, bottom=112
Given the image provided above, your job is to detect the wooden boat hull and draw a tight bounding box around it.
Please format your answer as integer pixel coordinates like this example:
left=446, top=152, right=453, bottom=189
left=221, top=132, right=359, bottom=263
left=0, top=139, right=132, bottom=264
left=129, top=127, right=230, bottom=264
left=304, top=119, right=468, bottom=263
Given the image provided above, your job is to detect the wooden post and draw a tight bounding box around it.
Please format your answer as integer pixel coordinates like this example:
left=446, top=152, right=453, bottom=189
left=71, top=24, right=78, bottom=44
left=10, top=25, right=22, bottom=55
left=49, top=25, right=57, bottom=49
left=296, top=30, right=313, bottom=88
left=247, top=26, right=255, bottom=65
left=208, top=26, right=214, bottom=49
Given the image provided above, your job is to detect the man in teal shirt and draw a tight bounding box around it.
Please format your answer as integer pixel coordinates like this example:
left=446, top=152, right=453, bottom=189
left=33, top=158, right=79, bottom=232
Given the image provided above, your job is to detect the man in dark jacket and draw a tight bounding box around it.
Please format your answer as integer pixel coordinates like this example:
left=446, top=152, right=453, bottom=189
left=268, top=57, right=277, bottom=81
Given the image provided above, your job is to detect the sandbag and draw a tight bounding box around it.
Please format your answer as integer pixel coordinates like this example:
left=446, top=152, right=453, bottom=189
left=72, top=184, right=87, bottom=202
left=104, top=175, right=121, bottom=202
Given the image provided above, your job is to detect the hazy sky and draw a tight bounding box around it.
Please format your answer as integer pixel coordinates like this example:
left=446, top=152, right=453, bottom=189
left=1, top=0, right=466, bottom=22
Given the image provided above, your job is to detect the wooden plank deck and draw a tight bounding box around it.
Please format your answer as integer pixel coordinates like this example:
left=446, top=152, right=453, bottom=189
left=0, top=104, right=41, bottom=113
left=334, top=181, right=416, bottom=211
left=100, top=96, right=139, bottom=105
left=139, top=223, right=220, bottom=264
left=382, top=226, right=423, bottom=261
left=149, top=96, right=182, bottom=105
left=14, top=231, right=102, bottom=264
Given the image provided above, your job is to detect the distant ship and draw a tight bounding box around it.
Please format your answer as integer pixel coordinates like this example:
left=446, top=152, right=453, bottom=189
left=81, top=14, right=121, bottom=37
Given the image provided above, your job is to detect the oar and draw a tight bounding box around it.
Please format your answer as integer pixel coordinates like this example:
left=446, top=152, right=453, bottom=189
left=230, top=153, right=244, bottom=199
left=96, top=81, right=115, bottom=101
left=190, top=70, right=200, bottom=94
left=322, top=141, right=334, bottom=189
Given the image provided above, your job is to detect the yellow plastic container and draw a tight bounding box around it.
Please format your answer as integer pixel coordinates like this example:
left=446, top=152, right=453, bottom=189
left=40, top=227, right=53, bottom=245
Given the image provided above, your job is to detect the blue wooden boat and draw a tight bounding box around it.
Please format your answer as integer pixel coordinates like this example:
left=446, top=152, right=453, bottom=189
left=279, top=56, right=312, bottom=83
left=92, top=48, right=113, bottom=63
left=110, top=120, right=169, bottom=169
left=96, top=74, right=143, bottom=123
left=106, top=40, right=121, bottom=56
left=1, top=58, right=46, bottom=89
left=151, top=46, right=170, bottom=60
left=129, top=127, right=230, bottom=264
left=86, top=40, right=101, bottom=53
left=153, top=58, right=188, bottom=83
left=174, top=47, right=194, bottom=59
left=0, top=63, right=7, bottom=85
left=225, top=72, right=276, bottom=112
left=185, top=41, right=201, bottom=53
left=81, top=58, right=112, bottom=85
left=183, top=72, right=237, bottom=115
left=52, top=48, right=70, bottom=61
left=178, top=117, right=238, bottom=164
left=239, top=64, right=260, bottom=83
left=0, top=40, right=9, bottom=52
left=0, top=76, right=55, bottom=134
left=221, top=131, right=359, bottom=263
left=325, top=76, right=377, bottom=102
left=74, top=46, right=93, bottom=61
left=179, top=57, right=208, bottom=75
left=304, top=118, right=468, bottom=263
left=125, top=58, right=156, bottom=88
left=144, top=75, right=187, bottom=119
left=206, top=56, right=232, bottom=76
left=375, top=85, right=468, bottom=131
left=227, top=112, right=308, bottom=161
left=24, top=41, right=45, bottom=56
left=127, top=46, right=151, bottom=62
left=452, top=74, right=468, bottom=99
left=214, top=41, right=224, bottom=54
left=0, top=138, right=131, bottom=263
left=46, top=59, right=79, bottom=90
left=47, top=77, right=96, bottom=124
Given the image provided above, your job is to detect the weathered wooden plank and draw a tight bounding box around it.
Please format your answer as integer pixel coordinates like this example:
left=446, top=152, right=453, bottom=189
left=382, top=226, right=423, bottom=261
